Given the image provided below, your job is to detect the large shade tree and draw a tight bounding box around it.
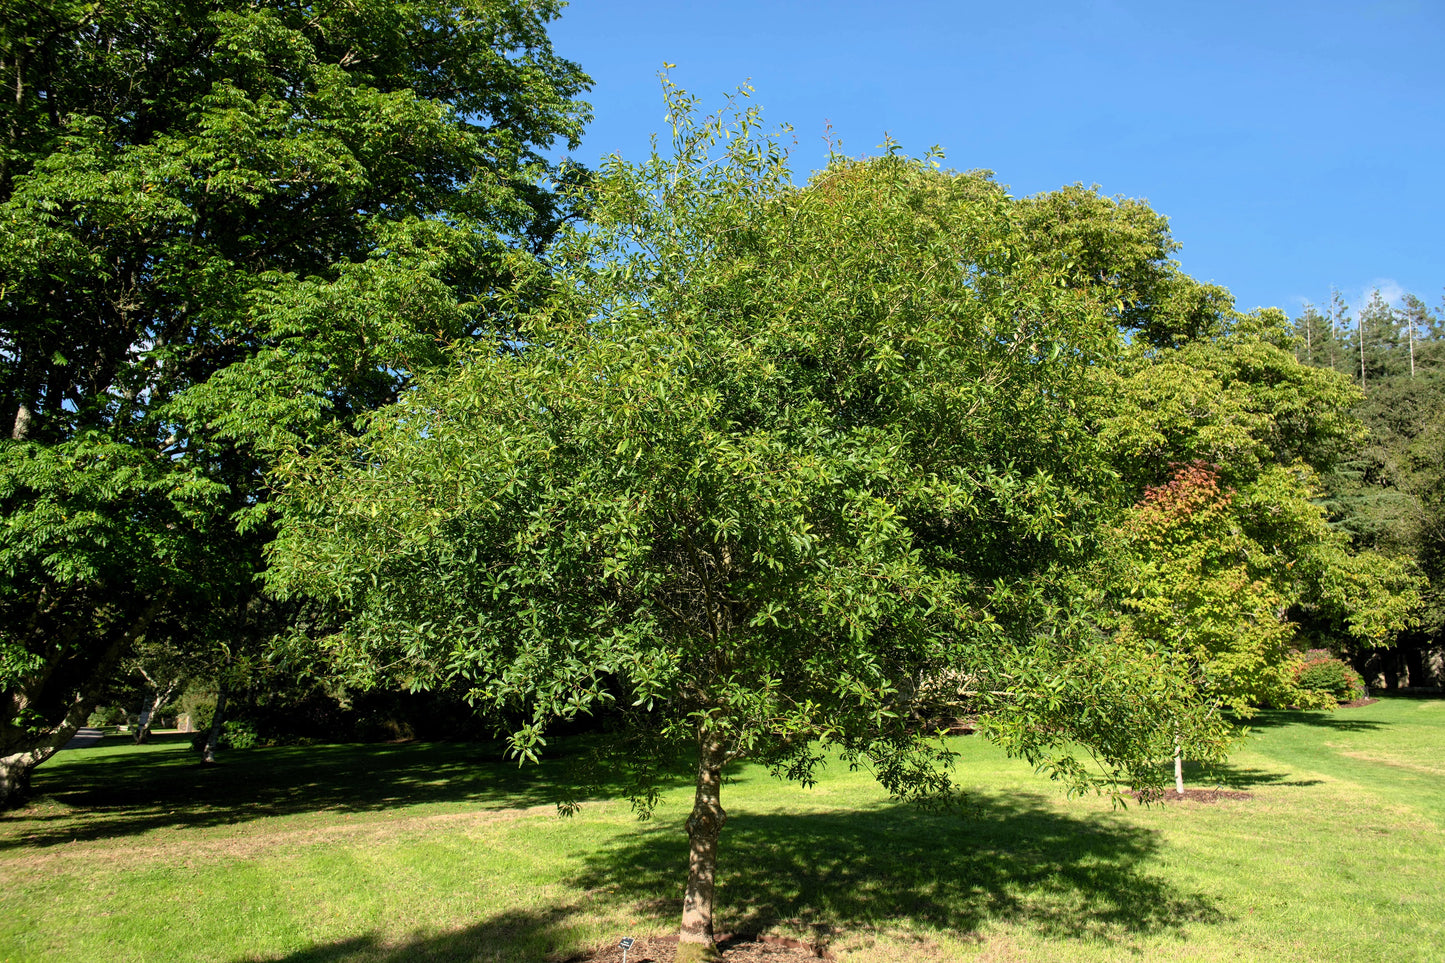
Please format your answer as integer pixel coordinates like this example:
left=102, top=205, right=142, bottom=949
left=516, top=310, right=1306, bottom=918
left=270, top=88, right=1218, bottom=961
left=0, top=0, right=589, bottom=805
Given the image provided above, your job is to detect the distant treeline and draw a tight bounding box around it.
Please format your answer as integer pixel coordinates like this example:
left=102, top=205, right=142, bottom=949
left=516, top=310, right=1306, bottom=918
left=1292, top=292, right=1445, bottom=687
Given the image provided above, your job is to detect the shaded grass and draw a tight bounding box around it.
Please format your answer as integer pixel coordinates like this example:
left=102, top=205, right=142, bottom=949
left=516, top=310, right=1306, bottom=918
left=1, top=695, right=1442, bottom=962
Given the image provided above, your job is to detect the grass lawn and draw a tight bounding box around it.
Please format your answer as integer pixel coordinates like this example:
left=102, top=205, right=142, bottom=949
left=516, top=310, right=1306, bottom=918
left=1, top=695, right=1441, bottom=962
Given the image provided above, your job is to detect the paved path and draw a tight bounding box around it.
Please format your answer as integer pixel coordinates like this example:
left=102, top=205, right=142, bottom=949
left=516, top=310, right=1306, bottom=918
left=63, top=727, right=106, bottom=749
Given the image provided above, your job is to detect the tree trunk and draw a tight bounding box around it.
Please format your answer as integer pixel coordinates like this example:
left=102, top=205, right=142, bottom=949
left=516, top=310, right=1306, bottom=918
left=0, top=755, right=34, bottom=805
left=10, top=401, right=31, bottom=441
left=0, top=595, right=167, bottom=808
left=1405, top=646, right=1430, bottom=689
left=677, top=722, right=728, bottom=963
left=0, top=697, right=89, bottom=809
left=133, top=678, right=179, bottom=745
left=202, top=688, right=229, bottom=764
left=1173, top=730, right=1185, bottom=796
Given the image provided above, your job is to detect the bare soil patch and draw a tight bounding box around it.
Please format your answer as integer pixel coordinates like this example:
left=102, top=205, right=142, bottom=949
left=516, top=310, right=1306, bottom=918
left=577, top=933, right=833, bottom=962
left=1130, top=788, right=1253, bottom=804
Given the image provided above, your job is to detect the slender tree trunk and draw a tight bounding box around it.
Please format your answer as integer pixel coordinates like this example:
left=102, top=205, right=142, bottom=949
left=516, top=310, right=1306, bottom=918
left=202, top=688, right=228, bottom=764
left=1360, top=312, right=1367, bottom=391
left=1173, top=729, right=1185, bottom=796
left=133, top=678, right=179, bottom=745
left=1409, top=315, right=1416, bottom=377
left=677, top=721, right=728, bottom=963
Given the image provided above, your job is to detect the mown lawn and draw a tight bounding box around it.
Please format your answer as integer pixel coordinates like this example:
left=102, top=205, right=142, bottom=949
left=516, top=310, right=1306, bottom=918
left=1, top=695, right=1441, bottom=962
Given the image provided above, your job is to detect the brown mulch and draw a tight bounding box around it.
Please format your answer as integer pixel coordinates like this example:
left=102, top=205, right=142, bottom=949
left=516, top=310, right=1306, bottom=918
left=1340, top=697, right=1379, bottom=708
left=576, top=933, right=833, bottom=962
left=1130, top=788, right=1254, bottom=804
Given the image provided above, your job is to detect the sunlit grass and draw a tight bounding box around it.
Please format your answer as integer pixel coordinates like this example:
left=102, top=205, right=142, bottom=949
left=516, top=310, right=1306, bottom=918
left=1, top=696, right=1441, bottom=962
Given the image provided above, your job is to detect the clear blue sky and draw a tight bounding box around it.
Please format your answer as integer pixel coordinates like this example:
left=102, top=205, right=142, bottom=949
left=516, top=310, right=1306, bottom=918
left=548, top=0, right=1443, bottom=318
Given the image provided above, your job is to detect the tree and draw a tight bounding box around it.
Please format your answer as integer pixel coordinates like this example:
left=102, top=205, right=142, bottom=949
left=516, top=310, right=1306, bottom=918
left=1092, top=316, right=1420, bottom=791
left=1291, top=291, right=1445, bottom=685
left=0, top=0, right=589, bottom=806
left=1292, top=303, right=1338, bottom=371
left=269, top=88, right=1218, bottom=961
left=1114, top=462, right=1320, bottom=794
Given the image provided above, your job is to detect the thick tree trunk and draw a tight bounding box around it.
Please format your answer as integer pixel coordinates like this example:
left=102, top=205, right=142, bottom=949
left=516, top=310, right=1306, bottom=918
left=677, top=723, right=728, bottom=963
left=1405, top=647, right=1430, bottom=689
left=0, top=697, right=88, bottom=808
left=202, top=688, right=228, bottom=764
left=0, top=755, right=34, bottom=804
left=0, top=595, right=167, bottom=808
left=11, top=401, right=31, bottom=440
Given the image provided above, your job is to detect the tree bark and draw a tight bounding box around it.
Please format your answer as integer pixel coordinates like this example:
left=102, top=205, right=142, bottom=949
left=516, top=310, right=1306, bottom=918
left=10, top=401, right=31, bottom=440
left=1173, top=729, right=1185, bottom=796
left=0, top=695, right=88, bottom=807
left=677, top=721, right=728, bottom=963
left=202, top=687, right=228, bottom=764
left=133, top=677, right=179, bottom=745
left=0, top=594, right=167, bottom=808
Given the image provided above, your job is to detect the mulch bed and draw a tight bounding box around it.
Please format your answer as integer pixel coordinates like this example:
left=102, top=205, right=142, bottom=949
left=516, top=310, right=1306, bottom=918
left=576, top=933, right=833, bottom=962
left=1130, top=788, right=1254, bottom=804
left=1340, top=697, right=1379, bottom=708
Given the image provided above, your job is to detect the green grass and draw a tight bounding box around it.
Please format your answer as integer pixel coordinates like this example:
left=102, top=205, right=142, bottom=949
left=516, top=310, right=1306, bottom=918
left=2, top=695, right=1442, bottom=962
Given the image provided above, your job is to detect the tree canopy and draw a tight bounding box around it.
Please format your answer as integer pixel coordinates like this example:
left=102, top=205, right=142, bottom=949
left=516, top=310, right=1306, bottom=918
left=269, top=88, right=1226, bottom=960
left=0, top=0, right=590, bottom=805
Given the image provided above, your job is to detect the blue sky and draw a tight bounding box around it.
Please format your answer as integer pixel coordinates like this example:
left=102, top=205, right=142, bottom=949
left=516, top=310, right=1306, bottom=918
left=548, top=0, right=1442, bottom=318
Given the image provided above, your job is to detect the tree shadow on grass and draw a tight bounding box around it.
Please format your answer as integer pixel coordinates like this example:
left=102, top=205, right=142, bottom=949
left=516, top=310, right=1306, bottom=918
left=224, top=791, right=1223, bottom=962
left=570, top=792, right=1225, bottom=953
left=234, top=905, right=591, bottom=963
left=0, top=737, right=690, bottom=852
left=1172, top=760, right=1322, bottom=790
left=1244, top=710, right=1388, bottom=732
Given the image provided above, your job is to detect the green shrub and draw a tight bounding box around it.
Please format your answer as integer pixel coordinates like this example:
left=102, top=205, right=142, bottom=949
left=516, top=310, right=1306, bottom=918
left=178, top=688, right=218, bottom=733
left=188, top=718, right=261, bottom=752
left=1296, top=652, right=1368, bottom=703
left=86, top=705, right=126, bottom=728
left=222, top=719, right=260, bottom=750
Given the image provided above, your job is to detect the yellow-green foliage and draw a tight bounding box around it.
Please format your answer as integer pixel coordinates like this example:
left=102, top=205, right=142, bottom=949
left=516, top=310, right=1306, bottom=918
left=1098, top=321, right=1421, bottom=718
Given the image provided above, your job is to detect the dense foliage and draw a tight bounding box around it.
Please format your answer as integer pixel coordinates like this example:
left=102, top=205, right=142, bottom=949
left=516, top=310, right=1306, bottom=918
left=1295, top=651, right=1368, bottom=704
left=2, top=6, right=1430, bottom=949
left=1290, top=292, right=1445, bottom=686
left=268, top=89, right=1256, bottom=957
left=0, top=0, right=589, bottom=805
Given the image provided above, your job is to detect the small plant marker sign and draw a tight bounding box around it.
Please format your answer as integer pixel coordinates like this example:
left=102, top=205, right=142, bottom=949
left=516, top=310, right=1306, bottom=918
left=619, top=936, right=635, bottom=963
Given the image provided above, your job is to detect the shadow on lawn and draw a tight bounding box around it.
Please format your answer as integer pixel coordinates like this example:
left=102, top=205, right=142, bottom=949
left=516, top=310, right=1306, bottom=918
left=237, top=905, right=587, bottom=963
left=572, top=792, right=1224, bottom=947
left=1244, top=710, right=1388, bottom=732
left=1172, top=760, right=1321, bottom=790
left=235, top=792, right=1224, bottom=963
left=0, top=736, right=683, bottom=851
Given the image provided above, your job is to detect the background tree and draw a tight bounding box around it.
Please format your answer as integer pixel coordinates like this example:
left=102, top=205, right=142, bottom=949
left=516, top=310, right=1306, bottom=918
left=1292, top=303, right=1339, bottom=371
left=0, top=0, right=589, bottom=806
left=1089, top=307, right=1419, bottom=789
left=1291, top=291, right=1445, bottom=686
